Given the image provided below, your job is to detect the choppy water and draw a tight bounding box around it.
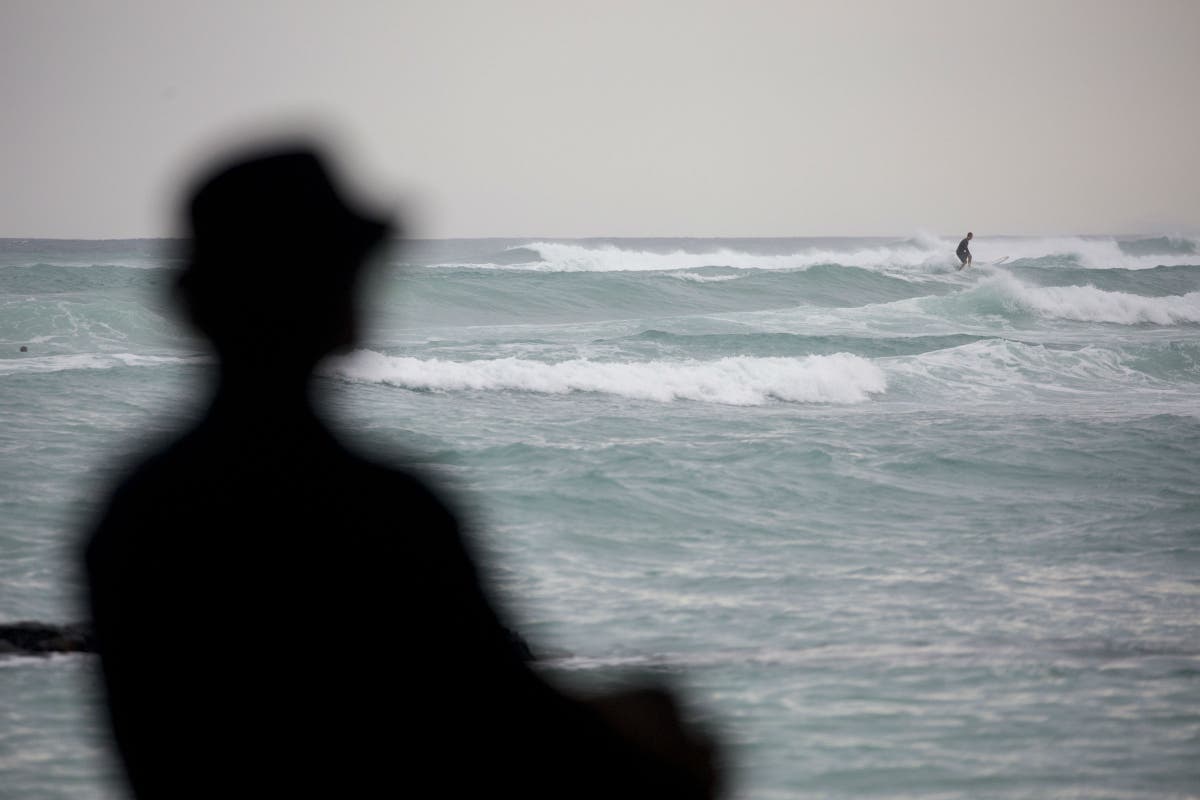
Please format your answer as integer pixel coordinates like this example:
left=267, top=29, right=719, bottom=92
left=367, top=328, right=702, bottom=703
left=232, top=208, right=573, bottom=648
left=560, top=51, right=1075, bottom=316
left=2, top=235, right=1199, bottom=798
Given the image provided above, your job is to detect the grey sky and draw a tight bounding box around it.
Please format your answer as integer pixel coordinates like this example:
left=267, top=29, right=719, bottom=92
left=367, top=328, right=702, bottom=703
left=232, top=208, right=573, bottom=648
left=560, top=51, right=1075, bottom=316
left=3, top=0, right=1197, bottom=238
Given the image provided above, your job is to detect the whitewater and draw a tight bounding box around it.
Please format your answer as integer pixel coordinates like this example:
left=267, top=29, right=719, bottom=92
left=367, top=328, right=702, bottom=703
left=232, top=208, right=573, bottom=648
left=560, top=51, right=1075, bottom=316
left=2, top=235, right=1198, bottom=798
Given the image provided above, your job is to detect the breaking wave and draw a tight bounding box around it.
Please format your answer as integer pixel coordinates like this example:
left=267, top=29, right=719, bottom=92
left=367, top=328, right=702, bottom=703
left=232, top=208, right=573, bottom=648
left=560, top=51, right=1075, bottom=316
left=982, top=273, right=1200, bottom=325
left=326, top=350, right=887, bottom=405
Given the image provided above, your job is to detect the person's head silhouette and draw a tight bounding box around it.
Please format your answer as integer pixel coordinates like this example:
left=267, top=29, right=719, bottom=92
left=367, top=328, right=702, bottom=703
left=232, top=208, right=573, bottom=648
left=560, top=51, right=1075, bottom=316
left=177, top=147, right=391, bottom=381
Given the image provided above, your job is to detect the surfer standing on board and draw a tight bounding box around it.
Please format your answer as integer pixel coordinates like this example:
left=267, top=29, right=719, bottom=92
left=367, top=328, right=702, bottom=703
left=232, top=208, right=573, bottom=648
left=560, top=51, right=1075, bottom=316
left=956, top=231, right=973, bottom=270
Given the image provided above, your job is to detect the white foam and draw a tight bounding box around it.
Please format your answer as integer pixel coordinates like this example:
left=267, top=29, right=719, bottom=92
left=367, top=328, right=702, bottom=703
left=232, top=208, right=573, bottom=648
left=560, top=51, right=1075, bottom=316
left=326, top=350, right=887, bottom=405
left=508, top=240, right=949, bottom=273
left=985, top=272, right=1200, bottom=325
left=670, top=271, right=744, bottom=283
left=884, top=338, right=1187, bottom=404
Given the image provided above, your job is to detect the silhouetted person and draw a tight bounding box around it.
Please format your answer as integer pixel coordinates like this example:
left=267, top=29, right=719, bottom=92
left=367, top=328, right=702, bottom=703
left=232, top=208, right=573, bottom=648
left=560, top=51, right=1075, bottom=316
left=83, top=145, right=719, bottom=798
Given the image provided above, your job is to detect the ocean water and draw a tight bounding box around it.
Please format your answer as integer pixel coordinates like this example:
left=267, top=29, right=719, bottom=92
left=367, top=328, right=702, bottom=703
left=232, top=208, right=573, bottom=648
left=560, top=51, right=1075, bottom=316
left=2, top=234, right=1198, bottom=798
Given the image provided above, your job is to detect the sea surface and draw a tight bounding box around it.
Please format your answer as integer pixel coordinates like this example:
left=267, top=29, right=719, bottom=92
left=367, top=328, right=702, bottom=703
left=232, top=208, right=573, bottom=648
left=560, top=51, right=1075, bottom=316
left=2, top=235, right=1199, bottom=799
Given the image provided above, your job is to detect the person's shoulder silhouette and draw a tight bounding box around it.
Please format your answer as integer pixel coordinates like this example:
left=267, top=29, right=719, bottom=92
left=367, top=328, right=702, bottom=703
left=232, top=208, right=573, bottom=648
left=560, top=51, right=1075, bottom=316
left=83, top=144, right=720, bottom=798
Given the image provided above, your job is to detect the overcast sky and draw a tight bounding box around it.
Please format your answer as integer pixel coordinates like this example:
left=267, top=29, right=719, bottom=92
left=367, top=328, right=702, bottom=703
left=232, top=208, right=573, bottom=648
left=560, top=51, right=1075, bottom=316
left=3, top=0, right=1198, bottom=238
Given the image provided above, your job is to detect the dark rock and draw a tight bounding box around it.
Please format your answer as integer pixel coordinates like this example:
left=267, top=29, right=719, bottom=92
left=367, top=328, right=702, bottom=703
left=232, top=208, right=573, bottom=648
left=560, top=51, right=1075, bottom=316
left=0, top=622, right=96, bottom=655
left=0, top=621, right=533, bottom=660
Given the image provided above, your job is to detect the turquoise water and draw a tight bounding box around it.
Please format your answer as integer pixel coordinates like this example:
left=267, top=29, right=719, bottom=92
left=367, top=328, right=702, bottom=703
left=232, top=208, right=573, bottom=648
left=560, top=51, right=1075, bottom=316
left=2, top=236, right=1199, bottom=798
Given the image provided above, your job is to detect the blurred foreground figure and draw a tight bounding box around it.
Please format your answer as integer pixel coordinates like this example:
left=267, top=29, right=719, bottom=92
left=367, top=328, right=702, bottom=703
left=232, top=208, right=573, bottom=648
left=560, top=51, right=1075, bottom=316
left=83, top=145, right=719, bottom=798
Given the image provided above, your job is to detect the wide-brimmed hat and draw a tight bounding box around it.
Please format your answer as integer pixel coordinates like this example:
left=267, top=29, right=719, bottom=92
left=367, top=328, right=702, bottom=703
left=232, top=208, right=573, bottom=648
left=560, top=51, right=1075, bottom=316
left=185, top=145, right=392, bottom=280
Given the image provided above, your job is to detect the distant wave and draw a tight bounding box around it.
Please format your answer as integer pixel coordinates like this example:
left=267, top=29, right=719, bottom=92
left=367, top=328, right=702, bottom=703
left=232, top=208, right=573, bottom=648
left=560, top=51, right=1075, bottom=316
left=0, top=352, right=198, bottom=376
left=1117, top=236, right=1196, bottom=257
left=0, top=261, right=168, bottom=271
left=0, top=264, right=173, bottom=295
left=997, top=235, right=1200, bottom=270
left=327, top=351, right=887, bottom=405
left=421, top=234, right=1200, bottom=273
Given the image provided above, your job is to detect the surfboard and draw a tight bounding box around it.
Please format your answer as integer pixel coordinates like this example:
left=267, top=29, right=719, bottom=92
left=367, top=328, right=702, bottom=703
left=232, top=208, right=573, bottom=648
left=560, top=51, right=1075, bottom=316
left=964, top=256, right=1009, bottom=269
